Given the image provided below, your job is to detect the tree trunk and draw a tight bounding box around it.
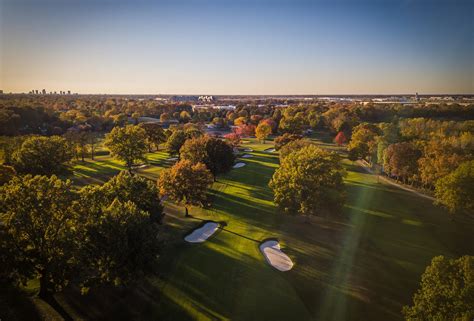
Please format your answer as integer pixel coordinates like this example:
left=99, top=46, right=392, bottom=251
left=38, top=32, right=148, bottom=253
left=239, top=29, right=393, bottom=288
left=39, top=274, right=52, bottom=300
left=91, top=145, right=95, bottom=160
left=185, top=207, right=189, bottom=217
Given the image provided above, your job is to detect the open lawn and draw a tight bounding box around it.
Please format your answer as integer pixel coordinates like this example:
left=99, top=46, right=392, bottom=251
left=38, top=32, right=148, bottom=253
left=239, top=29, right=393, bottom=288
left=11, top=137, right=474, bottom=321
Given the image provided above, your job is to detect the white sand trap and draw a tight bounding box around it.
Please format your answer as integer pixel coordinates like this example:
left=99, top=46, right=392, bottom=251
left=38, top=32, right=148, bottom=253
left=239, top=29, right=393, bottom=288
left=244, top=148, right=253, bottom=152
left=133, top=164, right=148, bottom=169
left=264, top=148, right=276, bottom=153
left=166, top=157, right=178, bottom=161
left=233, top=162, right=246, bottom=169
left=241, top=154, right=253, bottom=158
left=185, top=222, right=219, bottom=243
left=259, top=240, right=294, bottom=272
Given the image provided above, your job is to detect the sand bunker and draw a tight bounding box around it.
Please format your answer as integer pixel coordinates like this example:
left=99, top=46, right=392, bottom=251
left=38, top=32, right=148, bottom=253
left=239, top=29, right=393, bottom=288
left=233, top=162, right=246, bottom=169
left=259, top=240, right=294, bottom=271
left=184, top=222, right=219, bottom=243
left=133, top=164, right=148, bottom=169
left=241, top=154, right=253, bottom=158
left=166, top=157, right=179, bottom=161
left=244, top=148, right=253, bottom=152
left=264, top=148, right=276, bottom=153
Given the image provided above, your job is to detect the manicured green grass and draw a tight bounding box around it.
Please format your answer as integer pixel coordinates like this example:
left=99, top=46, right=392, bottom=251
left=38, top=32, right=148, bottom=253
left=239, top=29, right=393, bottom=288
left=67, top=149, right=172, bottom=186
left=20, top=137, right=474, bottom=320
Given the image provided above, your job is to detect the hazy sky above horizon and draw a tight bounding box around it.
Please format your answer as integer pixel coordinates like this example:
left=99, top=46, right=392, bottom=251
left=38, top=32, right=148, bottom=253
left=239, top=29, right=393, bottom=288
left=1, top=0, right=473, bottom=94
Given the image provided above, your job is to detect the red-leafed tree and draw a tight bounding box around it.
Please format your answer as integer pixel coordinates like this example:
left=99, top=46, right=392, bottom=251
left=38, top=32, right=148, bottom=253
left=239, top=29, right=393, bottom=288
left=224, top=133, right=241, bottom=147
left=235, top=124, right=256, bottom=137
left=334, top=131, right=347, bottom=146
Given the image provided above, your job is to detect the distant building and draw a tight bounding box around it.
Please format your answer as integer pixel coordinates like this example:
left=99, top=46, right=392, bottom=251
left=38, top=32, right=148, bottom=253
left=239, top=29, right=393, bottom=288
left=215, top=105, right=236, bottom=110
left=415, top=92, right=419, bottom=101
left=171, top=95, right=199, bottom=102
left=198, top=95, right=214, bottom=102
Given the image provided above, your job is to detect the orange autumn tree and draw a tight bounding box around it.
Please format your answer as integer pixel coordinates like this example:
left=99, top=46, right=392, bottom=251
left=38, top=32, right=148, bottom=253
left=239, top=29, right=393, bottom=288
left=158, top=160, right=213, bottom=217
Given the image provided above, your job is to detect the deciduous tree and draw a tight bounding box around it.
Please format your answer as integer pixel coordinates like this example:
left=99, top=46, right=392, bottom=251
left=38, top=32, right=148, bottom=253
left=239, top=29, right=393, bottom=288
left=274, top=133, right=302, bottom=150
left=435, top=160, right=474, bottom=218
left=334, top=131, right=347, bottom=146
left=158, top=160, right=213, bottom=217
left=0, top=175, right=77, bottom=298
left=255, top=122, right=272, bottom=143
left=279, top=139, right=312, bottom=160
left=12, top=136, right=72, bottom=175
left=347, top=123, right=381, bottom=163
left=139, top=123, right=166, bottom=151
left=269, top=145, right=345, bottom=216
left=78, top=199, right=160, bottom=290
left=165, top=129, right=187, bottom=156
left=383, top=142, right=421, bottom=184
left=180, top=135, right=235, bottom=180
left=224, top=132, right=241, bottom=148
left=101, top=171, right=163, bottom=223
left=403, top=255, right=474, bottom=320
left=104, top=125, right=148, bottom=172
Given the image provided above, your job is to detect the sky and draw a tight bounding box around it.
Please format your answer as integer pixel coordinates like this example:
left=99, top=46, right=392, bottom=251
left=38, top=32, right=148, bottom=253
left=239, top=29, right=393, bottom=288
left=0, top=0, right=473, bottom=94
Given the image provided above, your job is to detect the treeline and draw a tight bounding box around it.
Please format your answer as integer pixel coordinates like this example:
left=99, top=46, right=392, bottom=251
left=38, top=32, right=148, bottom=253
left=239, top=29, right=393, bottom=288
left=1, top=95, right=473, bottom=137
left=344, top=118, right=473, bottom=217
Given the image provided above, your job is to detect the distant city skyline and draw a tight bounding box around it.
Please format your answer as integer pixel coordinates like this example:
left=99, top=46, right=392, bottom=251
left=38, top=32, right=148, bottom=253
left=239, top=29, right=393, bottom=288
left=1, top=0, right=473, bottom=94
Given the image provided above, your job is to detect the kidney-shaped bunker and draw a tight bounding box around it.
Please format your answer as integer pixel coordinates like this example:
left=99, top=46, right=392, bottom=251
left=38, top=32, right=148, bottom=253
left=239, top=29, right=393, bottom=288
left=233, top=162, right=246, bottom=169
left=184, top=221, right=219, bottom=243
left=259, top=239, right=294, bottom=272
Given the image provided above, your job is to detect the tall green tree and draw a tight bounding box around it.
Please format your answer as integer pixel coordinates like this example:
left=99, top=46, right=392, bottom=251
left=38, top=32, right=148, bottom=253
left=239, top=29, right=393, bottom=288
left=165, top=129, right=187, bottom=156
left=278, top=116, right=304, bottom=134
left=269, top=145, right=345, bottom=216
left=403, top=255, right=474, bottom=320
left=139, top=123, right=166, bottom=152
left=158, top=160, right=213, bottom=217
left=77, top=199, right=160, bottom=290
left=279, top=139, right=312, bottom=160
left=101, top=171, right=163, bottom=223
left=104, top=125, right=148, bottom=172
left=180, top=135, right=235, bottom=180
left=65, top=125, right=91, bottom=161
left=347, top=123, right=382, bottom=163
left=256, top=122, right=272, bottom=143
left=12, top=136, right=72, bottom=175
left=0, top=175, right=77, bottom=298
left=435, top=160, right=474, bottom=218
